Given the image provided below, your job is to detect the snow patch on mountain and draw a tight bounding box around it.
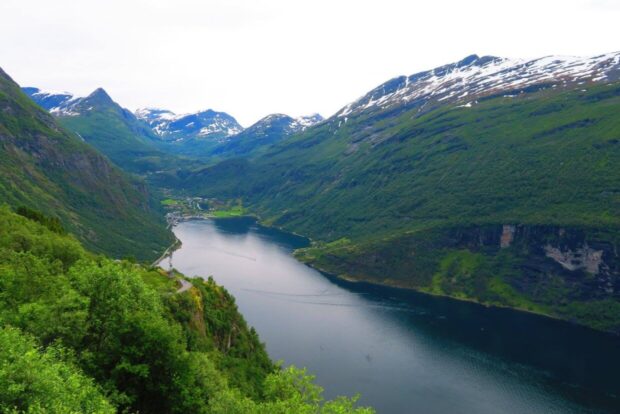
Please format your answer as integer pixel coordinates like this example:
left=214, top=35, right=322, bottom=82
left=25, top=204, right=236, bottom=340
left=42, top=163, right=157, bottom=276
left=293, top=113, right=324, bottom=130
left=22, top=87, right=85, bottom=117
left=337, top=51, right=620, bottom=118
left=135, top=108, right=243, bottom=141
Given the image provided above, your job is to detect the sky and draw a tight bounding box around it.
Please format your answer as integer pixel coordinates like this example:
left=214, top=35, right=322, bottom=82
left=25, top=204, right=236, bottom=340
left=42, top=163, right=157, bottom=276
left=1, top=0, right=619, bottom=126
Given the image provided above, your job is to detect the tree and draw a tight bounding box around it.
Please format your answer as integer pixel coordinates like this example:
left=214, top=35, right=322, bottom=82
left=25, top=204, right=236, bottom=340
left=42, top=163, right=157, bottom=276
left=0, top=326, right=114, bottom=414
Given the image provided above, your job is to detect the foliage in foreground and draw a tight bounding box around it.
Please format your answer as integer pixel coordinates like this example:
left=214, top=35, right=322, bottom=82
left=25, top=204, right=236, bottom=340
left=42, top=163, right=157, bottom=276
left=0, top=205, right=373, bottom=413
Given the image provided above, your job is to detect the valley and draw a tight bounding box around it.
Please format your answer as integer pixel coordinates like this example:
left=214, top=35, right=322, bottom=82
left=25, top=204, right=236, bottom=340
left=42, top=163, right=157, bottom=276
left=152, top=53, right=620, bottom=334
left=18, top=51, right=620, bottom=333
left=3, top=45, right=620, bottom=413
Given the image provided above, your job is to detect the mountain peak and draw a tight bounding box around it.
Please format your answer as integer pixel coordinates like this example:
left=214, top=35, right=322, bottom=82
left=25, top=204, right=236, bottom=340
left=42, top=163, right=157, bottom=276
left=87, top=87, right=113, bottom=103
left=456, top=54, right=480, bottom=67
left=260, top=113, right=293, bottom=122
left=455, top=54, right=503, bottom=68
left=0, top=67, right=14, bottom=82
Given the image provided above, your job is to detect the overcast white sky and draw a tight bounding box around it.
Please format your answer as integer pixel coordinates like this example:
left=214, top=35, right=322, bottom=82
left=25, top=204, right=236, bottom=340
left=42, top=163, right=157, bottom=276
left=1, top=0, right=619, bottom=126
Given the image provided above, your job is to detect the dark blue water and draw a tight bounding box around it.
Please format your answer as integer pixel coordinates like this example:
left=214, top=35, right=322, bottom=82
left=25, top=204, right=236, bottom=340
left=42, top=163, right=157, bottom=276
left=170, top=218, right=620, bottom=414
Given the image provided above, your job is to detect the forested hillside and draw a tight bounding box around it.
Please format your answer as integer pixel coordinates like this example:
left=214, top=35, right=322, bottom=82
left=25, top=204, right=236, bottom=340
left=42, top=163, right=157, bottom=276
left=0, top=68, right=172, bottom=260
left=0, top=205, right=373, bottom=413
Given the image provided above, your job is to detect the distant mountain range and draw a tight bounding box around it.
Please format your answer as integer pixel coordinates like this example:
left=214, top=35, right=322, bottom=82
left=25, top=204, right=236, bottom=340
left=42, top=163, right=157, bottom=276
left=23, top=86, right=184, bottom=173
left=133, top=108, right=323, bottom=157
left=24, top=87, right=323, bottom=160
left=213, top=113, right=324, bottom=157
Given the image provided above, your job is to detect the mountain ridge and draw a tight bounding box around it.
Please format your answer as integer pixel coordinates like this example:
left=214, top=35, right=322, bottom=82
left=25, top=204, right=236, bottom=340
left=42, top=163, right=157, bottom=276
left=336, top=51, right=620, bottom=120
left=135, top=107, right=243, bottom=142
left=212, top=112, right=324, bottom=157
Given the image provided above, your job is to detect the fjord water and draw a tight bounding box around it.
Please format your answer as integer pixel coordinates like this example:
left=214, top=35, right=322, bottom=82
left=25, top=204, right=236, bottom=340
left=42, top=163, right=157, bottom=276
left=170, top=218, right=620, bottom=414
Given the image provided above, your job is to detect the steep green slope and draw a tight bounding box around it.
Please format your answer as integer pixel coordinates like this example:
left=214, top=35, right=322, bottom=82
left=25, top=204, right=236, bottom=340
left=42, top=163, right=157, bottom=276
left=0, top=68, right=172, bottom=260
left=0, top=206, right=373, bottom=413
left=178, top=82, right=620, bottom=332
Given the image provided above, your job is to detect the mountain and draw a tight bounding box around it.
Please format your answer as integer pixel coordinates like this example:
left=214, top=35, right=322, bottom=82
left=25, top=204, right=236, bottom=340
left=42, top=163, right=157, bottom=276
left=135, top=108, right=321, bottom=158
left=295, top=113, right=324, bottom=128
left=136, top=107, right=243, bottom=141
left=21, top=87, right=75, bottom=113
left=176, top=51, right=620, bottom=332
left=1, top=68, right=172, bottom=259
left=135, top=107, right=243, bottom=156
left=23, top=87, right=186, bottom=173
left=337, top=52, right=620, bottom=119
left=213, top=113, right=324, bottom=157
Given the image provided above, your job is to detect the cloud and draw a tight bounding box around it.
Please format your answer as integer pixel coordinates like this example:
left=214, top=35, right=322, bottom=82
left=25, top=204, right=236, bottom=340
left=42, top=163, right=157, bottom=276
left=2, top=0, right=620, bottom=125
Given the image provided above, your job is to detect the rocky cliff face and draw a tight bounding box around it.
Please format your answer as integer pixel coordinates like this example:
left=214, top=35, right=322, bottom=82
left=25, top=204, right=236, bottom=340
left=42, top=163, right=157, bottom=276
left=297, top=223, right=620, bottom=332
left=446, top=224, right=619, bottom=300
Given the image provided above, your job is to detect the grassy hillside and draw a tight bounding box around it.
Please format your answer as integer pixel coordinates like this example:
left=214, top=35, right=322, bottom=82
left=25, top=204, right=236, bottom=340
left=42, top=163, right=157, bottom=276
left=0, top=205, right=373, bottom=413
left=0, top=68, right=172, bottom=260
left=175, top=82, right=620, bottom=332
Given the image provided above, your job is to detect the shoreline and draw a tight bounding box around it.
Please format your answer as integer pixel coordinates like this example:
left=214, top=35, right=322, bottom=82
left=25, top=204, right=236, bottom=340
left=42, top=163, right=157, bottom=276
left=299, top=258, right=620, bottom=336
left=160, top=213, right=619, bottom=336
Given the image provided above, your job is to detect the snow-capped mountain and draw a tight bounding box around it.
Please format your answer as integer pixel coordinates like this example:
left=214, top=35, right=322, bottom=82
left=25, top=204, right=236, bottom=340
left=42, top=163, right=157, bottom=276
left=212, top=112, right=324, bottom=157
left=247, top=113, right=324, bottom=136
left=22, top=86, right=173, bottom=172
left=135, top=108, right=243, bottom=142
left=337, top=51, right=620, bottom=119
left=23, top=87, right=123, bottom=117
left=23, top=87, right=85, bottom=116
left=21, top=87, right=73, bottom=110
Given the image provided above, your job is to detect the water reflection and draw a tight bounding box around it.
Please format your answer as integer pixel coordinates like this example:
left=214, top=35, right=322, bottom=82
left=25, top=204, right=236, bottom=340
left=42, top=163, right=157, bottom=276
left=171, top=218, right=620, bottom=414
